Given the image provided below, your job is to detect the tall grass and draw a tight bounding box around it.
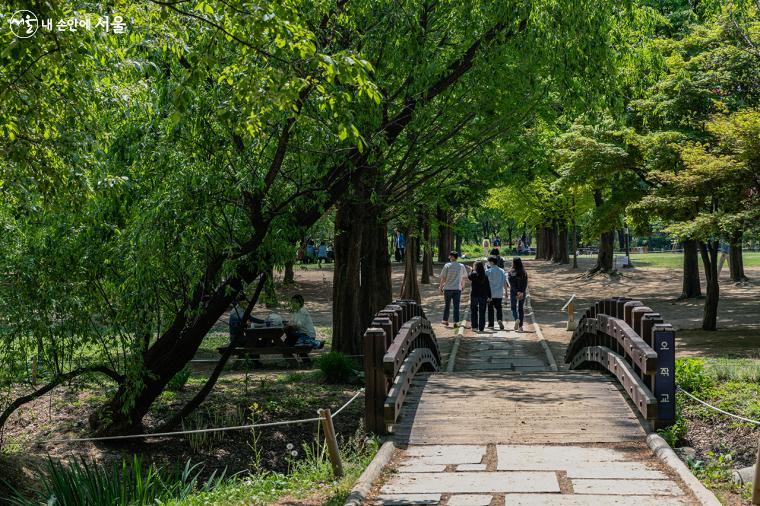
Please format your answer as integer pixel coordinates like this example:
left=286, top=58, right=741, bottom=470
left=5, top=455, right=227, bottom=505
left=706, top=358, right=760, bottom=384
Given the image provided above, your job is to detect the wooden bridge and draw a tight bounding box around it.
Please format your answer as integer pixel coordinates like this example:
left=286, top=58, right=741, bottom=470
left=359, top=298, right=711, bottom=505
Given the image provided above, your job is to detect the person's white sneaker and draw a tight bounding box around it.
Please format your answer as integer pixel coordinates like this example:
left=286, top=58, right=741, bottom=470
left=514, top=319, right=520, bottom=331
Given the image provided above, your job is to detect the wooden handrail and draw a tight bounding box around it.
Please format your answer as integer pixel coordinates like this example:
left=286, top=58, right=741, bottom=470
left=565, top=297, right=676, bottom=428
left=363, top=300, right=440, bottom=435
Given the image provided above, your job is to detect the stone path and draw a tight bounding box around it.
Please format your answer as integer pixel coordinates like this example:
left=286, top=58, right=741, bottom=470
left=371, top=329, right=697, bottom=505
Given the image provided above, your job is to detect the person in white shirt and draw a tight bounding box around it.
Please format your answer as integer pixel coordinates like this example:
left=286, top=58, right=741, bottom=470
left=285, top=294, right=325, bottom=349
left=438, top=251, right=466, bottom=327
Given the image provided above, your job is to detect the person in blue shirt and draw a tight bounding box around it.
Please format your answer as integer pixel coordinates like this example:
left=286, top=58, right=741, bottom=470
left=486, top=256, right=508, bottom=330
left=317, top=241, right=328, bottom=265
left=394, top=228, right=406, bottom=262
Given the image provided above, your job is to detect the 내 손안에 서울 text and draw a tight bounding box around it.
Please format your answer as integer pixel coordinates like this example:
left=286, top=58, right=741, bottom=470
left=7, top=9, right=127, bottom=38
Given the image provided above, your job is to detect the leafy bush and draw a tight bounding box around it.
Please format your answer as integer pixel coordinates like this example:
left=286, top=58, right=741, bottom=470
left=5, top=455, right=226, bottom=505
left=315, top=352, right=357, bottom=384
left=167, top=366, right=191, bottom=391
left=657, top=414, right=687, bottom=447
left=707, top=358, right=760, bottom=384
left=675, top=358, right=712, bottom=394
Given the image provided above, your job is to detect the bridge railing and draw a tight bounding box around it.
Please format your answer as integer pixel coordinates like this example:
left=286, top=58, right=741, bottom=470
left=363, top=300, right=441, bottom=435
left=564, top=296, right=676, bottom=428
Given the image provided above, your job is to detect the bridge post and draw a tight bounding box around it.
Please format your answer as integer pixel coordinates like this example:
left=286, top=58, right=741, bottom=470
left=652, top=323, right=676, bottom=428
left=364, top=327, right=389, bottom=435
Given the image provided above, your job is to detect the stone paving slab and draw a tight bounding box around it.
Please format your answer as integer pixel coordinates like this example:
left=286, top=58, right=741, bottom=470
left=397, top=463, right=447, bottom=473
left=500, top=494, right=690, bottom=505
left=380, top=471, right=559, bottom=494
left=405, top=445, right=486, bottom=464
left=572, top=478, right=685, bottom=496
left=446, top=494, right=493, bottom=505
left=456, top=463, right=487, bottom=471
left=375, top=493, right=441, bottom=504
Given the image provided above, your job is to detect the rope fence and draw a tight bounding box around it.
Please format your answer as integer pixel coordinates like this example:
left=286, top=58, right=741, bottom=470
left=189, top=354, right=364, bottom=364
left=676, top=385, right=760, bottom=426
left=32, top=388, right=365, bottom=445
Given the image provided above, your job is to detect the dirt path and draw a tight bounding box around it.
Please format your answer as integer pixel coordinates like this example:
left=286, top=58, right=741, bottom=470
left=524, top=258, right=760, bottom=360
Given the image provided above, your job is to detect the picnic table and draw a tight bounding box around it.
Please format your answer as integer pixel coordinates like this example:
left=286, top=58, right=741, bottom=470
left=218, top=324, right=314, bottom=366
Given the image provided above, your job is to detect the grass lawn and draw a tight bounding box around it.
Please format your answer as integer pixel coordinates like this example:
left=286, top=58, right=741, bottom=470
left=629, top=251, right=760, bottom=269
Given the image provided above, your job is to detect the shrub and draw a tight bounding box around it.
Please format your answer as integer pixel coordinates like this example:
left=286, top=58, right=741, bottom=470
left=675, top=358, right=712, bottom=394
left=5, top=455, right=226, bottom=505
left=167, top=366, right=191, bottom=391
left=315, top=352, right=357, bottom=384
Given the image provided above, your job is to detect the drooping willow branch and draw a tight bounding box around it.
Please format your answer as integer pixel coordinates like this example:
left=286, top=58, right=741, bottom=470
left=0, top=366, right=123, bottom=432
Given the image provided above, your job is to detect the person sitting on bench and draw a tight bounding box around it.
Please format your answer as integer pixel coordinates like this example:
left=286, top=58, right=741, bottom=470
left=285, top=294, right=325, bottom=349
left=229, top=296, right=265, bottom=343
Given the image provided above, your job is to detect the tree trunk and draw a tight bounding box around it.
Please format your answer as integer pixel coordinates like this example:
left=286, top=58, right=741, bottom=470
left=572, top=217, right=578, bottom=269
left=507, top=225, right=513, bottom=251
left=617, top=229, right=626, bottom=252
left=455, top=234, right=462, bottom=256
left=332, top=198, right=365, bottom=355
left=680, top=239, right=702, bottom=299
left=421, top=218, right=432, bottom=284
left=283, top=261, right=294, bottom=284
left=400, top=234, right=421, bottom=303
left=592, top=231, right=614, bottom=273
left=436, top=206, right=453, bottom=262
left=90, top=253, right=257, bottom=435
left=699, top=240, right=720, bottom=331
left=559, top=221, right=569, bottom=264
left=729, top=232, right=748, bottom=282
left=551, top=220, right=561, bottom=263
left=359, top=217, right=392, bottom=328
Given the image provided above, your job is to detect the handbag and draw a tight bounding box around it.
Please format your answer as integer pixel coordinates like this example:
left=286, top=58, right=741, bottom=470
left=517, top=291, right=525, bottom=301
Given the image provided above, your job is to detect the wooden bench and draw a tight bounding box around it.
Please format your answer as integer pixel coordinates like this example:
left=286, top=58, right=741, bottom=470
left=218, top=326, right=314, bottom=367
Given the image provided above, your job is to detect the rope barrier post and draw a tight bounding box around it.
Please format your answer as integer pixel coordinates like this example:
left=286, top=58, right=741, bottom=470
left=318, top=408, right=343, bottom=478
left=562, top=294, right=577, bottom=331
left=753, top=441, right=759, bottom=505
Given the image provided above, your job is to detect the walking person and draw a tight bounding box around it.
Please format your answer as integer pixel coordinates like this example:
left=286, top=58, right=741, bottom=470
left=394, top=228, right=406, bottom=262
left=468, top=260, right=491, bottom=333
left=317, top=241, right=328, bottom=265
left=490, top=248, right=505, bottom=269
left=508, top=257, right=529, bottom=332
left=482, top=237, right=491, bottom=257
left=486, top=256, right=508, bottom=330
left=439, top=251, right=466, bottom=327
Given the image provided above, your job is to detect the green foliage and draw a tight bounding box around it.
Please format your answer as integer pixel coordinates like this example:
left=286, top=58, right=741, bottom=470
left=167, top=366, right=191, bottom=392
left=315, top=352, right=357, bottom=384
left=658, top=414, right=688, bottom=447
left=166, top=428, right=378, bottom=506
left=676, top=358, right=713, bottom=394
left=5, top=455, right=226, bottom=506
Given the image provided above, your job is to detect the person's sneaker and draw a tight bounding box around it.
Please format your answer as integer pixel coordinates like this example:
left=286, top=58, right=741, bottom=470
left=442, top=320, right=449, bottom=327
left=317, top=340, right=326, bottom=349
left=514, top=319, right=520, bottom=331
left=498, top=320, right=505, bottom=330
left=519, top=326, right=524, bottom=332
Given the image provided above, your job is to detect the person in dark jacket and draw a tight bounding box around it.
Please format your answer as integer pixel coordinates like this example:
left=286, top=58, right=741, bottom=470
left=468, top=260, right=491, bottom=332
left=507, top=257, right=528, bottom=331
left=490, top=248, right=505, bottom=269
